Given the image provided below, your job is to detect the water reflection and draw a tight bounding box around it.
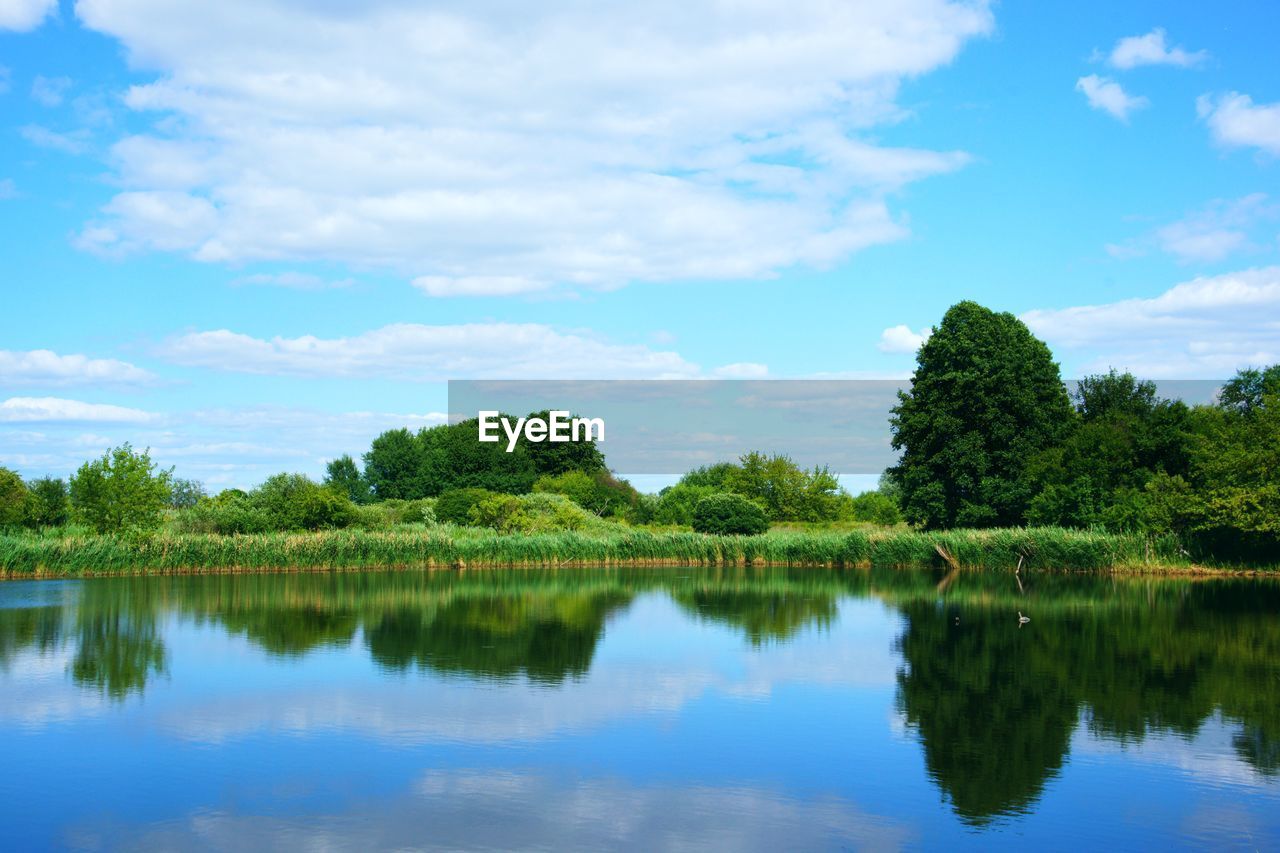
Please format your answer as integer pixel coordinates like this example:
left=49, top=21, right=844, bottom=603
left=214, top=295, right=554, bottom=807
left=1, top=567, right=1278, bottom=833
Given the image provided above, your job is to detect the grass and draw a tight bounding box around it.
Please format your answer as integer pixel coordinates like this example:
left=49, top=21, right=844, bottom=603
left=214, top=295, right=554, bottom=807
left=0, top=524, right=1197, bottom=577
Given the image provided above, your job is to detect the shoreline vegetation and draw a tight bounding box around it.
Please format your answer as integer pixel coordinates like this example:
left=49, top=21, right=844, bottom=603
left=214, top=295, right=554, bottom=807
left=1, top=525, right=1266, bottom=579
left=3, top=301, right=1277, bottom=577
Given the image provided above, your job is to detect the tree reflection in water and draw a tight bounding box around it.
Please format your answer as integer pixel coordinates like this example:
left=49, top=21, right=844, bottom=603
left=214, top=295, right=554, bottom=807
left=1, top=567, right=1278, bottom=824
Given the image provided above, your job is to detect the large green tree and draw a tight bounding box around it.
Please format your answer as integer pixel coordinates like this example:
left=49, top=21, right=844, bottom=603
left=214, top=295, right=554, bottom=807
left=889, top=301, right=1074, bottom=529
left=69, top=444, right=174, bottom=536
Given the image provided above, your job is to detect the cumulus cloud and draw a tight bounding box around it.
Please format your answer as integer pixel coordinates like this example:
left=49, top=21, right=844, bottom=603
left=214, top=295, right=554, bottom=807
left=0, top=397, right=155, bottom=423
left=1106, top=194, right=1278, bottom=264
left=1021, top=267, right=1280, bottom=377
left=1198, top=92, right=1280, bottom=156
left=71, top=0, right=991, bottom=291
left=1108, top=28, right=1206, bottom=69
left=0, top=349, right=156, bottom=386
left=878, top=324, right=931, bottom=353
left=1076, top=75, right=1148, bottom=122
left=157, top=323, right=762, bottom=380
left=0, top=0, right=56, bottom=31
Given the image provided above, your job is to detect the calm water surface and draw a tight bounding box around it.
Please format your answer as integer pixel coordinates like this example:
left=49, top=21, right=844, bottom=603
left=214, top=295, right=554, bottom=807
left=1, top=567, right=1278, bottom=851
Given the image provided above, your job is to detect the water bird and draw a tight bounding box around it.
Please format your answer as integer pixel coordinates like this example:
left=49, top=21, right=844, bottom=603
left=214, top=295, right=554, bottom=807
left=1018, top=611, right=1030, bottom=625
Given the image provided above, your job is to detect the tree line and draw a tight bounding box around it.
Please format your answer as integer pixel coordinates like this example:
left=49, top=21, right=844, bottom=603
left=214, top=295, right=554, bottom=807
left=1, top=299, right=1275, bottom=557
left=889, top=300, right=1279, bottom=561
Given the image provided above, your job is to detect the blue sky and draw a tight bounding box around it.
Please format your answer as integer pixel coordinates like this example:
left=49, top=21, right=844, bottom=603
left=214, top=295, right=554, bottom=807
left=1, top=0, right=1278, bottom=489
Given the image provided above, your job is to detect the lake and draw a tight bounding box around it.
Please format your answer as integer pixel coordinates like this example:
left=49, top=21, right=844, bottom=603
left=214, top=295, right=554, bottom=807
left=1, top=567, right=1277, bottom=851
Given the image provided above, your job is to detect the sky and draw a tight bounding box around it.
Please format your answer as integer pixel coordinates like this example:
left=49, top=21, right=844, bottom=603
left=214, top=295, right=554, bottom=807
left=1, top=0, right=1278, bottom=490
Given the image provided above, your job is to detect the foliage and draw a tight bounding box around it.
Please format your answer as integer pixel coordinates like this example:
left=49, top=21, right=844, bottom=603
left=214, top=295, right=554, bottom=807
left=435, top=487, right=498, bottom=525
left=1025, top=370, right=1192, bottom=531
left=533, top=468, right=639, bottom=517
left=69, top=444, right=173, bottom=537
left=1159, top=387, right=1280, bottom=561
left=654, top=483, right=719, bottom=526
left=691, top=493, right=770, bottom=535
left=0, top=467, right=28, bottom=529
left=890, top=301, right=1074, bottom=529
left=362, top=412, right=607, bottom=501
left=1217, top=365, right=1280, bottom=415
left=250, top=473, right=358, bottom=531
left=842, top=490, right=903, bottom=525
left=169, top=478, right=207, bottom=509
left=677, top=462, right=739, bottom=490
left=324, top=454, right=371, bottom=504
left=172, top=492, right=272, bottom=535
left=24, top=477, right=70, bottom=528
left=362, top=428, right=425, bottom=500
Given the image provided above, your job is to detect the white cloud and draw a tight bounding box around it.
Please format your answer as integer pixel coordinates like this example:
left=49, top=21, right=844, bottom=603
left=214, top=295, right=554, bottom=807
left=0, top=349, right=156, bottom=386
left=711, top=362, right=769, bottom=379
left=0, top=0, right=56, bottom=31
left=412, top=275, right=549, bottom=298
left=877, top=324, right=931, bottom=353
left=1076, top=75, right=1148, bottom=122
left=72, top=0, right=991, bottom=291
left=0, top=178, right=16, bottom=199
left=30, top=74, right=71, bottom=106
left=1198, top=92, right=1280, bottom=156
left=1107, top=194, right=1278, bottom=264
left=19, top=124, right=91, bottom=154
left=157, top=322, right=752, bottom=380
left=1108, top=28, right=1206, bottom=70
left=0, top=397, right=156, bottom=423
left=231, top=271, right=354, bottom=290
left=1021, top=267, right=1280, bottom=377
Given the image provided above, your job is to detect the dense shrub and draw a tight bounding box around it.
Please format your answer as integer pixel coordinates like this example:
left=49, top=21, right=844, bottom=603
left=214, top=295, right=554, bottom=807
left=533, top=469, right=641, bottom=517
left=172, top=493, right=272, bottom=535
left=692, top=493, right=769, bottom=535
left=435, top=488, right=497, bottom=525
left=251, top=473, right=358, bottom=531
left=468, top=492, right=617, bottom=534
left=842, top=491, right=903, bottom=526
left=654, top=483, right=718, bottom=526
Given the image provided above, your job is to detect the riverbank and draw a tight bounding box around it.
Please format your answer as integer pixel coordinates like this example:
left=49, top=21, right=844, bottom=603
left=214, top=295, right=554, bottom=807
left=0, top=525, right=1242, bottom=578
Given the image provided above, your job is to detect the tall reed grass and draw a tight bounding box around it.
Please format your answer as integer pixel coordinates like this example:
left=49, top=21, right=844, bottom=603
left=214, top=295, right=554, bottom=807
left=0, top=525, right=1189, bottom=577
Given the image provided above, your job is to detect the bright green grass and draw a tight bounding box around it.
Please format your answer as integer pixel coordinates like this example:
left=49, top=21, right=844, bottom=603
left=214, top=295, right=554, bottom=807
left=0, top=525, right=1191, bottom=576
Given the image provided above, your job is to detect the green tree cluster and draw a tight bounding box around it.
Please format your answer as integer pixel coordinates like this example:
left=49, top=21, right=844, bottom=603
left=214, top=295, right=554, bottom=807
left=361, top=412, right=607, bottom=500
left=888, top=300, right=1278, bottom=561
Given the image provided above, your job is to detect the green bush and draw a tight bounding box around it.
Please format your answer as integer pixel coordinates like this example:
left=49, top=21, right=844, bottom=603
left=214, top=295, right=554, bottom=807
left=250, top=473, right=358, bottom=531
left=171, top=494, right=272, bottom=535
left=654, top=483, right=718, bottom=526
left=843, top=491, right=903, bottom=526
left=435, top=488, right=497, bottom=525
left=692, top=493, right=769, bottom=535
